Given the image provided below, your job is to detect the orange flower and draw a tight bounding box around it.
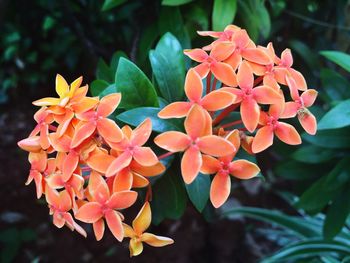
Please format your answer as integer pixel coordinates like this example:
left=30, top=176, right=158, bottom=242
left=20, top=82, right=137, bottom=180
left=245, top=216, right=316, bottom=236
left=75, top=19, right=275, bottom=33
left=158, top=69, right=235, bottom=118
left=123, top=202, right=174, bottom=257
left=29, top=107, right=54, bottom=149
left=252, top=104, right=302, bottom=153
left=155, top=105, right=235, bottom=184
left=222, top=61, right=282, bottom=132
left=75, top=171, right=137, bottom=241
left=201, top=130, right=260, bottom=208
left=106, top=119, right=158, bottom=177
left=26, top=150, right=48, bottom=198
left=184, top=42, right=237, bottom=86
left=281, top=76, right=318, bottom=135
left=45, top=187, right=87, bottom=237
left=197, top=25, right=241, bottom=50
left=71, top=93, right=123, bottom=148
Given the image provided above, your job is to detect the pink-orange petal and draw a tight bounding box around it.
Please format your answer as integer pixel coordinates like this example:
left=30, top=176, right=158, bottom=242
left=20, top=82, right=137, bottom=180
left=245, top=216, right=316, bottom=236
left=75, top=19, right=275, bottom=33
left=210, top=42, right=235, bottom=61
left=107, top=190, right=137, bottom=210
left=133, top=147, right=158, bottom=167
left=210, top=172, right=231, bottom=208
left=252, top=126, right=274, bottom=153
left=154, top=132, right=190, bottom=152
left=113, top=168, right=133, bottom=192
left=131, top=118, right=152, bottom=147
left=298, top=110, right=317, bottom=135
left=93, top=218, right=105, bottom=241
left=201, top=91, right=235, bottom=111
left=105, top=210, right=124, bottom=241
left=241, top=48, right=271, bottom=65
left=253, top=85, right=282, bottom=104
left=97, top=93, right=121, bottom=117
left=200, top=155, right=221, bottom=174
left=106, top=151, right=133, bottom=177
left=62, top=151, right=79, bottom=182
left=240, top=98, right=260, bottom=133
left=237, top=61, right=253, bottom=89
left=185, top=105, right=205, bottom=139
left=210, top=62, right=237, bottom=87
left=275, top=122, right=302, bottom=145
left=197, top=135, right=235, bottom=157
left=229, top=160, right=260, bottom=179
left=75, top=202, right=103, bottom=223
left=301, top=89, right=318, bottom=108
left=181, top=146, right=202, bottom=184
left=185, top=68, right=203, bottom=102
left=97, top=118, right=123, bottom=142
left=70, top=121, right=96, bottom=148
left=183, top=48, right=208, bottom=62
left=158, top=102, right=192, bottom=119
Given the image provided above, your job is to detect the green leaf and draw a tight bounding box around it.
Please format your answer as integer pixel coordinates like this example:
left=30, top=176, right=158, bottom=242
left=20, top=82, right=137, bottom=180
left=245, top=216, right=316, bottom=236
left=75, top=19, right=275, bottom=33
left=318, top=99, right=350, bottom=130
left=149, top=33, right=185, bottom=102
left=159, top=7, right=191, bottom=49
left=275, top=161, right=320, bottom=180
left=115, top=58, right=159, bottom=109
left=185, top=173, right=210, bottom=212
left=100, top=84, right=118, bottom=98
left=323, top=181, right=350, bottom=239
left=302, top=127, right=350, bottom=149
left=101, top=0, right=127, bottom=11
left=90, top=79, right=109, bottom=97
left=320, top=51, right=350, bottom=73
left=96, top=58, right=114, bottom=83
left=297, top=157, right=350, bottom=213
left=116, top=107, right=183, bottom=133
left=292, top=146, right=335, bottom=164
left=320, top=68, right=350, bottom=102
left=289, top=40, right=319, bottom=69
left=161, top=0, right=192, bottom=6
left=222, top=207, right=320, bottom=238
left=255, top=1, right=271, bottom=39
left=212, top=0, right=237, bottom=31
left=110, top=51, right=127, bottom=73
left=151, top=170, right=187, bottom=225
left=262, top=239, right=350, bottom=262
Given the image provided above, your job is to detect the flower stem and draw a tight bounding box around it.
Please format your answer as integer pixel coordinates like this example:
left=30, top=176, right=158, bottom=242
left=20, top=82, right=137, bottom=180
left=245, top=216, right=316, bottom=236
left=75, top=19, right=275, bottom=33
left=49, top=125, right=57, bottom=131
left=212, top=103, right=239, bottom=126
left=206, top=72, right=212, bottom=95
left=158, top=151, right=174, bottom=160
left=254, top=76, right=263, bottom=86
left=220, top=120, right=243, bottom=129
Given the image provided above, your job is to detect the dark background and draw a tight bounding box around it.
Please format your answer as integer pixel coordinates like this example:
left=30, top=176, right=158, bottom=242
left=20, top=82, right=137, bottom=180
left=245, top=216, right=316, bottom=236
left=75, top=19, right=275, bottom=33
left=1, top=0, right=350, bottom=262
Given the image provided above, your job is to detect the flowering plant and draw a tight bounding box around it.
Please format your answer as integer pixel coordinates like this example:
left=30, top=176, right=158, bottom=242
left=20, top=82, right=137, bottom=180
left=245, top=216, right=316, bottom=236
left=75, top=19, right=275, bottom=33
left=18, top=24, right=317, bottom=257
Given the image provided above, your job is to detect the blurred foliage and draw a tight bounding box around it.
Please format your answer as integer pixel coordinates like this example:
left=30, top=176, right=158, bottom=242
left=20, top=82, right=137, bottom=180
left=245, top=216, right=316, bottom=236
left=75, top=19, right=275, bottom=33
left=2, top=0, right=350, bottom=261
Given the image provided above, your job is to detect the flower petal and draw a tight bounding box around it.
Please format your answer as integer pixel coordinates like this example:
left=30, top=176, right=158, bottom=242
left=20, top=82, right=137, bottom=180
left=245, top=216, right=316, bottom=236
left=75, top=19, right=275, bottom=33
left=55, top=74, right=69, bottom=98
left=133, top=147, right=158, bottom=167
left=106, top=151, right=133, bottom=177
left=130, top=238, right=144, bottom=257
left=298, top=109, right=317, bottom=135
left=197, top=135, right=235, bottom=156
left=107, top=190, right=137, bottom=210
left=75, top=202, right=103, bottom=223
left=253, top=85, right=282, bottom=104
left=141, top=233, right=174, bottom=247
left=210, top=42, right=235, bottom=61
left=185, top=105, right=205, bottom=139
left=200, top=155, right=221, bottom=174
left=131, top=118, right=152, bottom=147
left=181, top=146, right=202, bottom=184
left=133, top=202, right=151, bottom=236
left=154, top=132, right=190, bottom=152
left=241, top=48, right=271, bottom=65
left=193, top=63, right=210, bottom=78
left=201, top=91, right=235, bottom=111
left=86, top=150, right=115, bottom=174
left=32, top=97, right=61, bottom=106
left=93, top=218, right=105, bottom=241
left=62, top=151, right=79, bottom=182
left=158, top=102, right=192, bottom=119
left=210, top=172, right=231, bottom=208
left=210, top=62, right=237, bottom=87
left=185, top=68, right=203, bottom=102
left=183, top=48, right=208, bottom=62
left=241, top=98, right=260, bottom=132
left=70, top=121, right=96, bottom=149
left=229, top=160, right=260, bottom=179
left=301, top=89, right=318, bottom=108
left=252, top=126, right=274, bottom=153
left=97, top=118, right=123, bottom=142
left=281, top=102, right=298, bottom=118
left=130, top=161, right=165, bottom=177
left=275, top=122, right=302, bottom=145
left=113, top=168, right=133, bottom=192
left=105, top=210, right=124, bottom=242
left=237, top=61, right=253, bottom=89
left=88, top=171, right=110, bottom=203
left=97, top=93, right=121, bottom=117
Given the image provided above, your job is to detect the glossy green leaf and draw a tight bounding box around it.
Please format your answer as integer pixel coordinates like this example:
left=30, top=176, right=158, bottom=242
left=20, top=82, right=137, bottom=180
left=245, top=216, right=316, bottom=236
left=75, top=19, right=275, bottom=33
left=110, top=51, right=127, bottom=73
left=320, top=51, right=350, bottom=73
left=297, top=157, right=350, bottom=212
left=151, top=170, right=187, bottom=225
left=115, top=58, right=159, bottom=109
left=292, top=146, right=335, bottom=164
left=212, top=0, right=237, bottom=31
left=116, top=107, right=183, bottom=133
left=275, top=161, right=320, bottom=180
left=159, top=7, right=191, bottom=49
left=324, top=182, right=350, bottom=239
left=302, top=127, right=350, bottom=149
left=149, top=33, right=185, bottom=102
left=262, top=239, right=350, bottom=262
left=318, top=99, right=350, bottom=130
left=185, top=173, right=210, bottom=212
left=96, top=58, right=114, bottom=83
left=101, top=0, right=127, bottom=11
left=161, top=0, right=192, bottom=6
left=320, top=68, right=350, bottom=102
left=90, top=79, right=109, bottom=97
left=222, top=207, right=320, bottom=238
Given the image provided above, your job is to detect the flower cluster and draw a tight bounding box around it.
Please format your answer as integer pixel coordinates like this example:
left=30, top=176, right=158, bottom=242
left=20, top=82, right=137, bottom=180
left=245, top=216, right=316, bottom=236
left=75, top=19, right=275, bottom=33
left=18, top=75, right=173, bottom=256
left=18, top=24, right=317, bottom=256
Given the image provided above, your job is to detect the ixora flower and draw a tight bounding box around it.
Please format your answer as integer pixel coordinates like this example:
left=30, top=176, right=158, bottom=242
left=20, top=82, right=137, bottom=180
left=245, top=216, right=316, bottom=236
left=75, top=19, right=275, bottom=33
left=17, top=24, right=317, bottom=257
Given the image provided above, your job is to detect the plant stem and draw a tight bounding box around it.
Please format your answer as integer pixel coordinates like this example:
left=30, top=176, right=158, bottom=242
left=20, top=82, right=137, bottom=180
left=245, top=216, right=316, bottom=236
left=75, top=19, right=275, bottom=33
left=206, top=72, right=212, bottom=94
left=220, top=120, right=243, bottom=129
left=212, top=103, right=239, bottom=126
left=158, top=151, right=174, bottom=160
